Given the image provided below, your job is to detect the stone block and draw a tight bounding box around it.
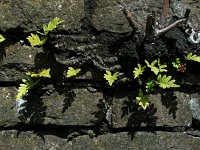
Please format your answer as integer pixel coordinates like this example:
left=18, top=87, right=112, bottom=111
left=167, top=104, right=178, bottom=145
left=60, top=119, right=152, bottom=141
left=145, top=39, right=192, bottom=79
left=111, top=90, right=192, bottom=128
left=0, top=0, right=84, bottom=32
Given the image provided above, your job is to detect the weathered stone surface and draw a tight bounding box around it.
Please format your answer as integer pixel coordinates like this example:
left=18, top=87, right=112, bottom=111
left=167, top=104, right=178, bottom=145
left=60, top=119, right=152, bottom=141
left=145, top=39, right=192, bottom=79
left=0, top=42, right=40, bottom=81
left=0, top=86, right=105, bottom=127
left=73, top=132, right=200, bottom=150
left=111, top=91, right=192, bottom=128
left=188, top=93, right=200, bottom=126
left=92, top=0, right=164, bottom=33
left=0, top=87, right=18, bottom=127
left=172, top=0, right=200, bottom=30
left=40, top=86, right=105, bottom=126
left=0, top=130, right=72, bottom=150
left=0, top=0, right=84, bottom=32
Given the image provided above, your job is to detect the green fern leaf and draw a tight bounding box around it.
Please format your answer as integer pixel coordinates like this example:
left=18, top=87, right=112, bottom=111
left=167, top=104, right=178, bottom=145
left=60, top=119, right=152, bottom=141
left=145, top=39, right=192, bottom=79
left=172, top=58, right=181, bottom=69
left=136, top=89, right=149, bottom=110
left=155, top=74, right=180, bottom=89
left=43, top=17, right=65, bottom=34
left=145, top=78, right=155, bottom=92
left=133, top=63, right=146, bottom=79
left=104, top=70, right=118, bottom=86
left=66, top=67, right=81, bottom=78
left=27, top=33, right=47, bottom=47
left=26, top=69, right=51, bottom=78
left=145, top=60, right=159, bottom=75
left=0, top=34, right=6, bottom=43
left=16, top=77, right=39, bottom=100
left=145, top=59, right=167, bottom=75
left=185, top=52, right=200, bottom=63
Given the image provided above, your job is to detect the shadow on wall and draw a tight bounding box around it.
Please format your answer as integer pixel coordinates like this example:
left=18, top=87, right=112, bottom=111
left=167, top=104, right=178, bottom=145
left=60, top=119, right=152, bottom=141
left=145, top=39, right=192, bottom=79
left=18, top=85, right=48, bottom=124
left=161, top=91, right=178, bottom=119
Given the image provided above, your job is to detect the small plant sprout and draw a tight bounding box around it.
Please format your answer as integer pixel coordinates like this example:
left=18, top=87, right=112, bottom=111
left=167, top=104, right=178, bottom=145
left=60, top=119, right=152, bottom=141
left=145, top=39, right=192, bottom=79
left=104, top=70, right=118, bottom=86
left=172, top=58, right=186, bottom=72
left=0, top=34, right=6, bottom=43
left=185, top=52, right=200, bottom=63
left=172, top=58, right=181, bottom=69
left=27, top=17, right=64, bottom=47
left=155, top=74, right=180, bottom=89
left=145, top=59, right=167, bottom=75
left=16, top=76, right=39, bottom=101
left=27, top=33, right=47, bottom=47
left=66, top=67, right=81, bottom=78
left=145, top=78, right=155, bottom=92
left=133, top=63, right=146, bottom=79
left=136, top=89, right=149, bottom=110
left=16, top=69, right=51, bottom=101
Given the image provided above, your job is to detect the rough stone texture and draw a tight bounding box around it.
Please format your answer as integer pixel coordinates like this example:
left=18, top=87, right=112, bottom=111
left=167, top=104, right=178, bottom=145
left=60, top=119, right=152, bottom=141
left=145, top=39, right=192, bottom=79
left=0, top=0, right=84, bottom=32
left=73, top=132, right=200, bottom=150
left=0, top=130, right=72, bottom=150
left=188, top=93, right=200, bottom=126
left=0, top=42, right=40, bottom=81
left=1, top=130, right=199, bottom=150
left=0, top=86, right=105, bottom=127
left=0, top=87, right=18, bottom=127
left=111, top=91, right=192, bottom=128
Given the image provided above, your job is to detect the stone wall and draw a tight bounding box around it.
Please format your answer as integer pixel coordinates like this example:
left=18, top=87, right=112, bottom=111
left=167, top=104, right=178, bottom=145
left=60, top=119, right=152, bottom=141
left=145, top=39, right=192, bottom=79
left=1, top=0, right=200, bottom=149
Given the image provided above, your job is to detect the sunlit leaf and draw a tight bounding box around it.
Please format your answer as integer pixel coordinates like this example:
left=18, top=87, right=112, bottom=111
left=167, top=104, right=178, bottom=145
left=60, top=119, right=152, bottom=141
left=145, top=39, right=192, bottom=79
left=133, top=63, right=146, bottom=79
left=66, top=67, right=81, bottom=78
left=104, top=70, right=118, bottom=86
left=27, top=33, right=47, bottom=47
left=136, top=89, right=149, bottom=110
left=185, top=52, right=200, bottom=63
left=0, top=34, right=6, bottom=43
left=155, top=74, right=180, bottom=89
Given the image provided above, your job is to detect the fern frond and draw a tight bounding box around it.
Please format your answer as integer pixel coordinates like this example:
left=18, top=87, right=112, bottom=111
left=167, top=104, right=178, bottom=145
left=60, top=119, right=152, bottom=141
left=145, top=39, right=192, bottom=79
left=0, top=34, right=6, bottom=43
left=133, top=63, right=146, bottom=79
left=145, top=78, right=155, bottom=92
left=104, top=70, right=118, bottom=86
left=16, top=77, right=39, bottom=100
left=155, top=74, right=180, bottom=89
left=185, top=52, right=200, bottom=63
left=136, top=89, right=149, bottom=110
left=43, top=17, right=65, bottom=34
left=27, top=33, right=47, bottom=47
left=26, top=69, right=51, bottom=78
left=66, top=67, right=81, bottom=78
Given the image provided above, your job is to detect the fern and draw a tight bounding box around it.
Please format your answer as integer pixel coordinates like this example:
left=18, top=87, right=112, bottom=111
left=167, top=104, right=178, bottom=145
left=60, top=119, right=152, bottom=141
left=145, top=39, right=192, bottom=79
left=16, top=69, right=51, bottom=101
left=145, top=78, right=155, bottom=92
left=172, top=58, right=181, bottom=69
left=0, top=34, right=6, bottom=43
left=145, top=59, right=167, bottom=75
left=27, top=68, right=51, bottom=78
left=43, top=17, right=65, bottom=34
left=66, top=67, right=81, bottom=78
left=16, top=76, right=39, bottom=100
left=27, top=17, right=64, bottom=47
left=136, top=89, right=149, bottom=110
left=155, top=74, right=180, bottom=89
left=27, top=33, right=47, bottom=47
left=104, top=70, right=118, bottom=86
left=133, top=63, right=146, bottom=79
left=185, top=52, right=200, bottom=63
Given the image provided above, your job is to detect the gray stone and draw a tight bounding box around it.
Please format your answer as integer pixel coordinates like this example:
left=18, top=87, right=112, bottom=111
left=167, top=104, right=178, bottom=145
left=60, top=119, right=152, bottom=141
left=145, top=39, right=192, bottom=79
left=111, top=91, right=192, bottom=128
left=0, top=87, right=19, bottom=127
left=0, top=42, right=40, bottom=81
left=0, top=86, right=105, bottom=127
left=91, top=0, right=164, bottom=33
left=41, top=87, right=105, bottom=126
left=0, top=130, right=72, bottom=150
left=73, top=132, right=200, bottom=150
left=0, top=0, right=84, bottom=32
left=188, top=93, right=200, bottom=125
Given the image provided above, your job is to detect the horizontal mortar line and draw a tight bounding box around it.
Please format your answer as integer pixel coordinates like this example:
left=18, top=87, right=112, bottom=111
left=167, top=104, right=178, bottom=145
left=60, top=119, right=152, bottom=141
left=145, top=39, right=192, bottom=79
left=0, top=124, right=197, bottom=133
